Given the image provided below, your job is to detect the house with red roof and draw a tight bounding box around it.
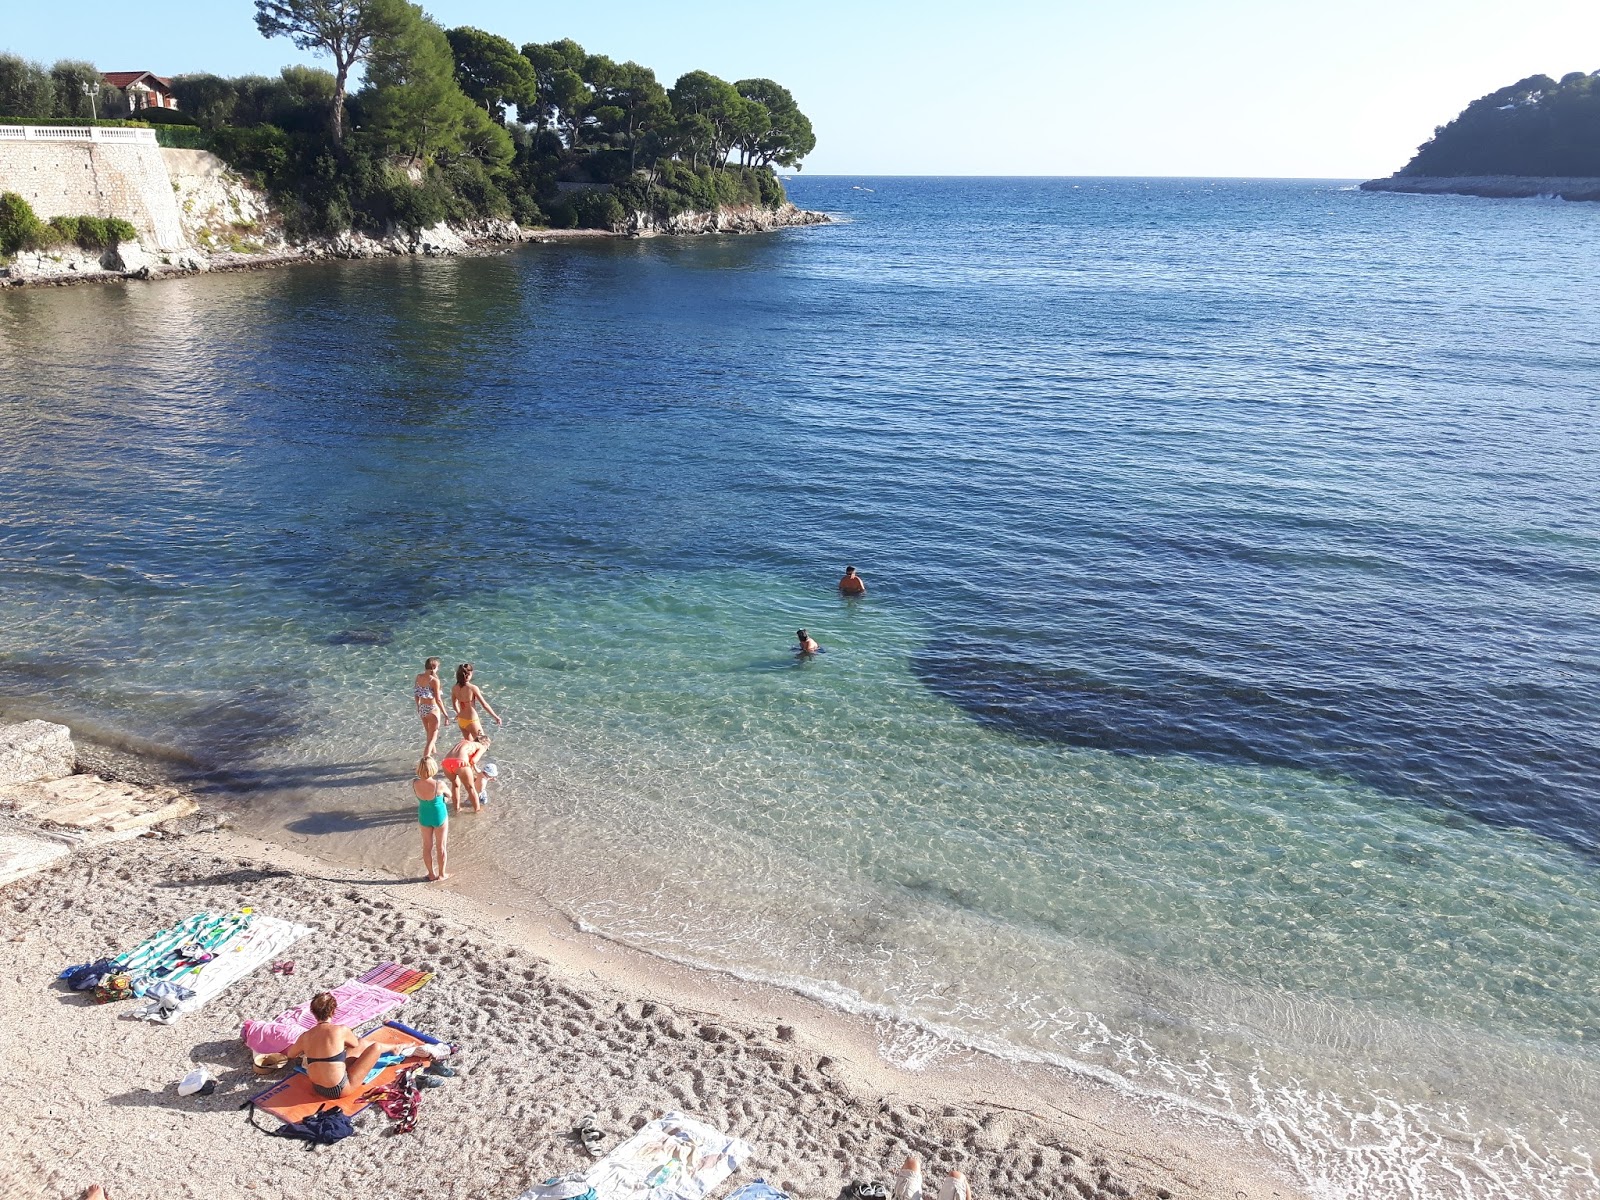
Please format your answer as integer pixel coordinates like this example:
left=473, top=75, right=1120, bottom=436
left=101, top=71, right=178, bottom=114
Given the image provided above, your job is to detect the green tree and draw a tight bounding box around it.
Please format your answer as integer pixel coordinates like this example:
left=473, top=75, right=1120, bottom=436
left=445, top=27, right=537, bottom=124
left=253, top=0, right=406, bottom=144
left=0, top=55, right=55, bottom=119
left=171, top=74, right=242, bottom=128
left=49, top=61, right=117, bottom=121
left=590, top=60, right=669, bottom=170
left=669, top=70, right=741, bottom=169
left=364, top=4, right=510, bottom=168
left=734, top=78, right=815, bottom=168
left=521, top=40, right=593, bottom=148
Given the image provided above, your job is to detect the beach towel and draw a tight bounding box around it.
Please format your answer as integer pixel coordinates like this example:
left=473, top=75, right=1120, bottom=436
left=114, top=909, right=257, bottom=982
left=130, top=914, right=312, bottom=1023
left=247, top=1024, right=434, bottom=1127
left=356, top=961, right=435, bottom=995
left=525, top=1112, right=751, bottom=1200
left=242, top=979, right=409, bottom=1054
left=727, top=1185, right=790, bottom=1200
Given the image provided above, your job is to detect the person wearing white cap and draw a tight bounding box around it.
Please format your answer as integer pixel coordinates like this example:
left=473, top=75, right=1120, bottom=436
left=480, top=761, right=498, bottom=806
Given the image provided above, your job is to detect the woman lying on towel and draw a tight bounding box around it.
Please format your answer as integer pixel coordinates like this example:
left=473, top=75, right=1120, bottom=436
left=281, top=991, right=386, bottom=1099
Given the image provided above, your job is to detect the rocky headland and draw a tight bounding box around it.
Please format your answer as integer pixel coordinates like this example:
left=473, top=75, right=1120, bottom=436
left=1360, top=174, right=1600, bottom=202
left=0, top=147, right=830, bottom=290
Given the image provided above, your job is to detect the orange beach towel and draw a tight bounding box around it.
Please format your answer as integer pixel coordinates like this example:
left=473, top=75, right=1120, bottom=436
left=249, top=1025, right=430, bottom=1125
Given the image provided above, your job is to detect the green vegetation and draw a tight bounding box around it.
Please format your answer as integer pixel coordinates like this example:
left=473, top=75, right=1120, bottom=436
left=2, top=4, right=816, bottom=239
left=1400, top=70, right=1600, bottom=177
left=0, top=192, right=135, bottom=257
left=0, top=55, right=123, bottom=120
left=174, top=1, right=816, bottom=235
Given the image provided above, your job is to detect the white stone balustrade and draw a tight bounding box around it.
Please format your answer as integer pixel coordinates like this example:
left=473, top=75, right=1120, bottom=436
left=0, top=125, right=159, bottom=144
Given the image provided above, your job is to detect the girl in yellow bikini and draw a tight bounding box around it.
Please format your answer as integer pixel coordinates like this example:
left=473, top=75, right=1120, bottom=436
left=450, top=662, right=502, bottom=740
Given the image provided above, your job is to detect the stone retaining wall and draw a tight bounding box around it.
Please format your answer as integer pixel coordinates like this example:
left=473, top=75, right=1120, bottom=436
left=0, top=139, right=187, bottom=250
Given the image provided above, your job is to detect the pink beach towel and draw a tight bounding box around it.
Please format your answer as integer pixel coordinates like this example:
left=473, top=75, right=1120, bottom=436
left=241, top=980, right=408, bottom=1054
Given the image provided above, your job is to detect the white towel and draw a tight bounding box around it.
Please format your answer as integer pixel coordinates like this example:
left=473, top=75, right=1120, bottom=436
left=130, top=914, right=312, bottom=1023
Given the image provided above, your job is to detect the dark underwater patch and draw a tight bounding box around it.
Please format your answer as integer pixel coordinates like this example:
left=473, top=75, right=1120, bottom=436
left=912, top=645, right=1600, bottom=859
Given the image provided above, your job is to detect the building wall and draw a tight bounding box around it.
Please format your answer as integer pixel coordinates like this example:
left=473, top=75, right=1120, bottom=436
left=0, top=138, right=187, bottom=251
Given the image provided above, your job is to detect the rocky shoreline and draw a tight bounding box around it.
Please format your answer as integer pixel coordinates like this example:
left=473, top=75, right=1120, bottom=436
left=1360, top=174, right=1600, bottom=201
left=0, top=204, right=832, bottom=290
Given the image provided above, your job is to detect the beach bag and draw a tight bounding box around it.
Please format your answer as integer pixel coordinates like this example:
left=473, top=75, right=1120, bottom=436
left=272, top=1104, right=356, bottom=1147
left=92, top=972, right=135, bottom=1004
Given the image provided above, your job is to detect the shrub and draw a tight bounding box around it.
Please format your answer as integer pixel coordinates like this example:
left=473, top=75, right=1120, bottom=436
left=0, top=191, right=46, bottom=254
left=136, top=107, right=198, bottom=126
left=544, top=197, right=579, bottom=229
left=46, top=215, right=81, bottom=244
left=573, top=190, right=625, bottom=230
left=154, top=126, right=210, bottom=149
left=0, top=117, right=147, bottom=128
left=510, top=192, right=546, bottom=227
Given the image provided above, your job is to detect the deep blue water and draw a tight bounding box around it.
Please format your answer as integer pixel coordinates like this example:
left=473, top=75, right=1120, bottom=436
left=2, top=177, right=1599, bottom=1198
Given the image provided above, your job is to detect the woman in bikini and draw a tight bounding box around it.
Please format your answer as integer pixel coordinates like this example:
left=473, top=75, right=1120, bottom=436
left=282, top=992, right=385, bottom=1100
left=413, top=657, right=446, bottom=758
left=413, top=755, right=449, bottom=881
left=450, top=662, right=502, bottom=739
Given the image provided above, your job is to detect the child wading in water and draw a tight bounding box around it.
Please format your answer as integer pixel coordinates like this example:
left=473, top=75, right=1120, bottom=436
left=413, top=756, right=449, bottom=881
left=413, top=657, right=446, bottom=758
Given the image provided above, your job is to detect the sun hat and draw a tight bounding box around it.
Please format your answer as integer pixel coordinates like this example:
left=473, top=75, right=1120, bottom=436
left=482, top=763, right=498, bottom=778
left=251, top=1052, right=289, bottom=1075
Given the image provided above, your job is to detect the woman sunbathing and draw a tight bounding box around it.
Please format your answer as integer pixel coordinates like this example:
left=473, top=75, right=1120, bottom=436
left=281, top=992, right=385, bottom=1099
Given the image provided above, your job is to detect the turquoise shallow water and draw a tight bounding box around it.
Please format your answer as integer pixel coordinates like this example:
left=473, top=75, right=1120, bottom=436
left=1, top=178, right=1598, bottom=1198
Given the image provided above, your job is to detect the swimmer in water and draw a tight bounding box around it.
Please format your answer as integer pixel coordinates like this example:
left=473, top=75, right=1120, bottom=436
left=838, top=565, right=866, bottom=597
left=796, top=629, right=820, bottom=655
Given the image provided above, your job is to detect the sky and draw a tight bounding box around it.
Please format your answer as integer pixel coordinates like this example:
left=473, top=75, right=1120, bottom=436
left=4, top=0, right=1599, bottom=177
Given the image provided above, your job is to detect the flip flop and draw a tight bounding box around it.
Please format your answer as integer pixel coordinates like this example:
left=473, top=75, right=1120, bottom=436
left=852, top=1183, right=888, bottom=1200
left=270, top=960, right=295, bottom=976
left=425, top=1063, right=457, bottom=1077
left=575, top=1114, right=606, bottom=1158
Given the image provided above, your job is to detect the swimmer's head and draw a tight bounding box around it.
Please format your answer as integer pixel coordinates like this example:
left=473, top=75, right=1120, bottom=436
left=418, top=756, right=437, bottom=779
left=797, top=629, right=809, bottom=640
left=425, top=656, right=440, bottom=671
left=456, top=662, right=473, bottom=686
left=844, top=566, right=856, bottom=575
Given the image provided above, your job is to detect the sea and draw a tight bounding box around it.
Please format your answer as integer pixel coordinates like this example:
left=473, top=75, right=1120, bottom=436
left=1, top=177, right=1597, bottom=1200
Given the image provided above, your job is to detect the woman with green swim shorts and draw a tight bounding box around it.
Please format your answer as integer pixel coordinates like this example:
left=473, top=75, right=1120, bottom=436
left=413, top=756, right=449, bottom=881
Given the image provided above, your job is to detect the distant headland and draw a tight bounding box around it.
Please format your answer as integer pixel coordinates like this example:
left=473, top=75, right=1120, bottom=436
left=1362, top=69, right=1600, bottom=201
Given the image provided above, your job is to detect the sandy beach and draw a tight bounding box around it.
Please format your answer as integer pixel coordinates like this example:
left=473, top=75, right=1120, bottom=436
left=0, top=739, right=1306, bottom=1200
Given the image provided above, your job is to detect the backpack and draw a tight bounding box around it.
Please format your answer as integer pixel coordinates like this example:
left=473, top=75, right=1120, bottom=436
left=272, top=1104, right=357, bottom=1147
left=60, top=958, right=119, bottom=991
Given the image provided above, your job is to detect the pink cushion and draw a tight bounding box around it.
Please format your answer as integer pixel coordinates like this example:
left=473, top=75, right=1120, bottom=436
left=242, top=1016, right=303, bottom=1055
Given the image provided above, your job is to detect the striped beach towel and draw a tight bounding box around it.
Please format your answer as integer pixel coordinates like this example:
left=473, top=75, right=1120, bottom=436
left=357, top=961, right=434, bottom=995
left=115, top=910, right=257, bottom=982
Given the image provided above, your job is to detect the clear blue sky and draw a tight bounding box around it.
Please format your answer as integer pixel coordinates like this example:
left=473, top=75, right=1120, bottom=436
left=5, top=0, right=1598, bottom=176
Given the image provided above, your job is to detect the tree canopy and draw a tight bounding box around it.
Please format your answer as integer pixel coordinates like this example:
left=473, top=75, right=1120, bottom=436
left=1399, top=69, right=1600, bottom=178
left=253, top=0, right=406, bottom=143
left=445, top=27, right=537, bottom=124
left=0, top=54, right=120, bottom=120
left=154, top=10, right=816, bottom=237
